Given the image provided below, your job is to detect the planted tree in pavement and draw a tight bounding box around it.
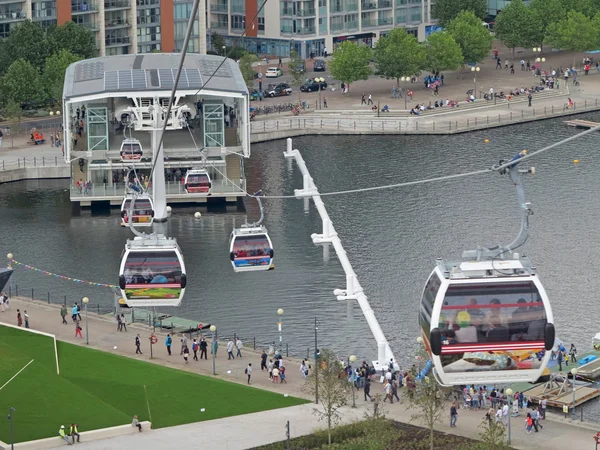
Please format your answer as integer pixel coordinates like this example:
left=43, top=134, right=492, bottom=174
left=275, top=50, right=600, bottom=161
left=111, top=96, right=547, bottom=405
left=431, top=0, right=486, bottom=27
left=423, top=31, right=463, bottom=75
left=447, top=11, right=493, bottom=67
left=374, top=28, right=425, bottom=87
left=329, top=41, right=372, bottom=92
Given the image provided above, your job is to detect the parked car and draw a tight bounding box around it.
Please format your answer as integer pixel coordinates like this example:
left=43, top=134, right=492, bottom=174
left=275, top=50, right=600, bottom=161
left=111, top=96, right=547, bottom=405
left=264, top=83, right=292, bottom=97
left=299, top=78, right=328, bottom=92
left=265, top=67, right=284, bottom=78
left=313, top=60, right=326, bottom=71
left=249, top=88, right=260, bottom=100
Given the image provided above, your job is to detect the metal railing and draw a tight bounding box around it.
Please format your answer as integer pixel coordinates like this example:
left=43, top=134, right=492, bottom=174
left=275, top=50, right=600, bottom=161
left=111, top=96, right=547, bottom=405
left=250, top=98, right=600, bottom=135
left=0, top=156, right=66, bottom=172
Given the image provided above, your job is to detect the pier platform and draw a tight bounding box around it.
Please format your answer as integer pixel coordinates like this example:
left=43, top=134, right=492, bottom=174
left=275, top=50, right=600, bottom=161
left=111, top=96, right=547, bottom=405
left=565, top=119, right=600, bottom=128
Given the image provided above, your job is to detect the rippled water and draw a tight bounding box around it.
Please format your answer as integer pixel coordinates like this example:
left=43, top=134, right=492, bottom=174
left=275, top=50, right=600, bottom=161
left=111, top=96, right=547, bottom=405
left=3, top=113, right=600, bottom=372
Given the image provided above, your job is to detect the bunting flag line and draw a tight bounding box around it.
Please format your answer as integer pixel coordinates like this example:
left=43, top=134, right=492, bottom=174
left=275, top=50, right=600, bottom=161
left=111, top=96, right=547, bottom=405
left=9, top=259, right=118, bottom=289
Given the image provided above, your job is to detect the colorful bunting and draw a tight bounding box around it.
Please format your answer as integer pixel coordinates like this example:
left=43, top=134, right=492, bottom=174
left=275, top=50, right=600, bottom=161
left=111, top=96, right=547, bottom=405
left=9, top=259, right=117, bottom=289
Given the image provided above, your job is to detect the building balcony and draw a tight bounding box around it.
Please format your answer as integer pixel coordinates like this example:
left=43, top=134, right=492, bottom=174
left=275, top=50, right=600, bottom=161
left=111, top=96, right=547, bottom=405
left=210, top=21, right=228, bottom=29
left=230, top=3, right=244, bottom=13
left=76, top=20, right=100, bottom=30
left=362, top=17, right=392, bottom=27
left=331, top=22, right=343, bottom=31
left=298, top=8, right=315, bottom=16
left=104, top=0, right=130, bottom=10
left=299, top=26, right=315, bottom=34
left=0, top=10, right=25, bottom=21
left=210, top=3, right=227, bottom=12
left=105, top=17, right=130, bottom=28
left=347, top=20, right=358, bottom=29
left=105, top=35, right=130, bottom=46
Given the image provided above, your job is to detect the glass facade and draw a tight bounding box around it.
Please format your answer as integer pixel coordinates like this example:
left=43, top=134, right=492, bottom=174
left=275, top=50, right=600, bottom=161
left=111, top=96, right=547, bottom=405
left=137, top=0, right=160, bottom=54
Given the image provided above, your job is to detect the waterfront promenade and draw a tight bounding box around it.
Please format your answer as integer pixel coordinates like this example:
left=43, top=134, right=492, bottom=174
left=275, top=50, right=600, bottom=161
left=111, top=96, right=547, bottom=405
left=0, top=296, right=598, bottom=449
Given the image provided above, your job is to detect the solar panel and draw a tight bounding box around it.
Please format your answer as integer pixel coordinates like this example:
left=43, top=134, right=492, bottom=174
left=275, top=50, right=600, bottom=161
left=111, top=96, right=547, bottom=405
left=158, top=68, right=174, bottom=88
left=132, top=69, right=147, bottom=89
left=198, top=60, right=232, bottom=78
left=183, top=69, right=203, bottom=88
left=118, top=70, right=133, bottom=90
left=104, top=71, right=119, bottom=90
left=74, top=62, right=104, bottom=82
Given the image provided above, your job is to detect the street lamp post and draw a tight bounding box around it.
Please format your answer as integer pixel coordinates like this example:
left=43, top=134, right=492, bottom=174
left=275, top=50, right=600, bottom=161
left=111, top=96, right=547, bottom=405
left=471, top=66, right=480, bottom=98
left=505, top=388, right=513, bottom=445
left=210, top=325, right=217, bottom=375
left=277, top=308, right=284, bottom=354
left=533, top=47, right=541, bottom=74
left=571, top=368, right=578, bottom=419
left=82, top=297, right=89, bottom=344
left=8, top=407, right=15, bottom=450
left=349, top=354, right=357, bottom=408
left=314, top=317, right=319, bottom=404
left=222, top=45, right=226, bottom=57
left=400, top=76, right=408, bottom=110
left=536, top=57, right=546, bottom=76
left=315, top=77, right=325, bottom=109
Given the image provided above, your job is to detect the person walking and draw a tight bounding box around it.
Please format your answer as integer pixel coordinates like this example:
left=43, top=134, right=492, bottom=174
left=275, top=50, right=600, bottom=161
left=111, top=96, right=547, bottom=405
left=59, top=425, right=72, bottom=445
left=260, top=350, right=268, bottom=371
left=391, top=379, right=400, bottom=403
left=502, top=402, right=509, bottom=426
left=135, top=334, right=142, bottom=354
left=183, top=345, right=189, bottom=364
left=235, top=337, right=243, bottom=357
left=361, top=93, right=366, bottom=105
left=510, top=63, right=515, bottom=75
left=323, top=97, right=328, bottom=108
left=367, top=93, right=373, bottom=105
left=364, top=377, right=372, bottom=401
left=61, top=304, right=68, bottom=324
left=450, top=402, right=458, bottom=427
left=120, top=314, right=127, bottom=332
left=540, top=397, right=547, bottom=419
left=530, top=408, right=540, bottom=432
left=16, top=309, right=22, bottom=327
left=165, top=334, right=172, bottom=355
left=116, top=313, right=122, bottom=331
left=72, top=303, right=78, bottom=322
left=180, top=335, right=187, bottom=355
left=227, top=339, right=235, bottom=359
left=383, top=380, right=393, bottom=403
left=70, top=424, right=80, bottom=443
left=24, top=310, right=29, bottom=328
left=496, top=57, right=502, bottom=69
left=268, top=359, right=274, bottom=379
left=75, top=320, right=83, bottom=338
left=557, top=351, right=563, bottom=371
left=200, top=337, right=208, bottom=360
left=192, top=339, right=199, bottom=361
left=246, top=362, right=252, bottom=384
left=570, top=343, right=578, bottom=362
left=528, top=92, right=533, bottom=107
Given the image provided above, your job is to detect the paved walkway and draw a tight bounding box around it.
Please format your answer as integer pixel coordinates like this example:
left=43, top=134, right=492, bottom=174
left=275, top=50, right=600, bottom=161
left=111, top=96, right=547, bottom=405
left=1, top=297, right=599, bottom=450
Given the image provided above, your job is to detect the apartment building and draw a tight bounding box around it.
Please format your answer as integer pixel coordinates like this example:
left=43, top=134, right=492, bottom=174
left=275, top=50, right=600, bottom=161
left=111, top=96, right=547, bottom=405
left=208, top=0, right=434, bottom=58
left=0, top=0, right=206, bottom=55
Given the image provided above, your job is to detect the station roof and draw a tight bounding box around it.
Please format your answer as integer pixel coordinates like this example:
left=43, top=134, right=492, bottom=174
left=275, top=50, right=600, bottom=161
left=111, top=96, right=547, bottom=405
left=63, top=53, right=248, bottom=100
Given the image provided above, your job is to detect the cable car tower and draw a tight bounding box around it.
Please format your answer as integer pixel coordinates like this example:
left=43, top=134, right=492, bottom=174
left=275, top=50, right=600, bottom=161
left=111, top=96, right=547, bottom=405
left=421, top=151, right=555, bottom=386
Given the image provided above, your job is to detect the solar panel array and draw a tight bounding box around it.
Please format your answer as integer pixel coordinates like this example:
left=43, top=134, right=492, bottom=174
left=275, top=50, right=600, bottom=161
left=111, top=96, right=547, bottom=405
left=198, top=60, right=233, bottom=79
left=74, top=62, right=104, bottom=82
left=105, top=68, right=202, bottom=91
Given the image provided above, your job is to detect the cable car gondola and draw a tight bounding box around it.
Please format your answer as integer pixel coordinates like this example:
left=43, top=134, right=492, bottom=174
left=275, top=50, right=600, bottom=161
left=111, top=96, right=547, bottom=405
left=419, top=151, right=555, bottom=386
left=118, top=236, right=186, bottom=307
left=120, top=138, right=143, bottom=162
left=229, top=226, right=274, bottom=272
left=120, top=194, right=154, bottom=227
left=184, top=169, right=211, bottom=195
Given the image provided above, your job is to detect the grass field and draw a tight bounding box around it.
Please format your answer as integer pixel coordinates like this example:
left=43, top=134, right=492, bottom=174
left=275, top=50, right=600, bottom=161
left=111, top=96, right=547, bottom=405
left=0, top=326, right=307, bottom=443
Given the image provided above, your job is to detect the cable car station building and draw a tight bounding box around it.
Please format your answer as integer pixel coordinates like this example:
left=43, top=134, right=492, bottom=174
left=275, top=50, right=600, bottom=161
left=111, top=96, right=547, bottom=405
left=63, top=53, right=250, bottom=208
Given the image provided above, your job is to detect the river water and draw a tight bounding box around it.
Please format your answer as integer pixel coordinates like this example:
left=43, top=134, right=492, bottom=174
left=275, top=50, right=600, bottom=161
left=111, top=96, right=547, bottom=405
left=2, top=113, right=600, bottom=374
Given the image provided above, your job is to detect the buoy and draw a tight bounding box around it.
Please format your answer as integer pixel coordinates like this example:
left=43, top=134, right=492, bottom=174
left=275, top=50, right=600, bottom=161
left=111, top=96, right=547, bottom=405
left=574, top=159, right=579, bottom=164
left=166, top=206, right=172, bottom=213
left=6, top=253, right=13, bottom=260
left=194, top=212, right=202, bottom=219
left=484, top=139, right=490, bottom=143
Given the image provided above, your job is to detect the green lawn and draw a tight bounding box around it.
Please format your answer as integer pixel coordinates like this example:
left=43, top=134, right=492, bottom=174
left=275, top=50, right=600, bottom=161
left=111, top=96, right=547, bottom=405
left=0, top=326, right=307, bottom=443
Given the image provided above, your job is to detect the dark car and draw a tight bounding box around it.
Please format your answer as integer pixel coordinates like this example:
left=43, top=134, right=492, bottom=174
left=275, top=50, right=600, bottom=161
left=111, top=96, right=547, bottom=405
left=313, top=60, right=326, bottom=71
left=299, top=79, right=328, bottom=92
left=264, top=83, right=292, bottom=97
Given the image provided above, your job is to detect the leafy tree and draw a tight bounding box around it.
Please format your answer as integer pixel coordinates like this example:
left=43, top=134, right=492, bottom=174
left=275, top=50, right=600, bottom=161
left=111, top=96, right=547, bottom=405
left=545, top=11, right=598, bottom=65
left=211, top=32, right=226, bottom=54
left=473, top=417, right=511, bottom=450
left=302, top=348, right=349, bottom=446
left=238, top=53, right=258, bottom=89
left=447, top=10, right=493, bottom=65
left=529, top=0, right=566, bottom=46
left=44, top=50, right=82, bottom=104
left=0, top=20, right=49, bottom=73
left=374, top=28, right=425, bottom=87
left=329, top=41, right=372, bottom=89
left=47, top=21, right=97, bottom=59
left=494, top=0, right=541, bottom=56
left=423, top=31, right=463, bottom=75
left=288, top=49, right=305, bottom=100
left=431, top=0, right=486, bottom=27
left=3, top=100, right=22, bottom=148
left=561, top=0, right=597, bottom=18
left=0, top=59, right=43, bottom=106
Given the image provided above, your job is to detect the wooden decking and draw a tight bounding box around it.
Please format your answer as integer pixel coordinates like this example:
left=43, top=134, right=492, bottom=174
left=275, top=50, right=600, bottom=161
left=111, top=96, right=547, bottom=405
left=565, top=119, right=600, bottom=128
left=521, top=375, right=600, bottom=408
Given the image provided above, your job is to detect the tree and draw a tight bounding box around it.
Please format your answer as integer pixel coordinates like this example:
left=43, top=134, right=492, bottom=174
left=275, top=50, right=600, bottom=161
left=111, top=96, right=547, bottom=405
left=431, top=0, right=486, bottom=27
left=238, top=53, right=258, bottom=89
left=561, top=0, right=598, bottom=18
left=47, top=21, right=97, bottom=60
left=545, top=11, right=598, bottom=65
left=211, top=32, right=226, bottom=54
left=302, top=348, right=348, bottom=446
left=529, top=0, right=566, bottom=46
left=494, top=0, right=541, bottom=56
left=3, top=100, right=22, bottom=148
left=473, top=417, right=511, bottom=450
left=44, top=50, right=82, bottom=104
left=0, top=20, right=49, bottom=74
left=329, top=41, right=372, bottom=89
left=288, top=49, right=305, bottom=100
left=447, top=11, right=493, bottom=65
left=0, top=59, right=43, bottom=106
left=374, top=28, right=425, bottom=87
left=423, top=32, right=463, bottom=75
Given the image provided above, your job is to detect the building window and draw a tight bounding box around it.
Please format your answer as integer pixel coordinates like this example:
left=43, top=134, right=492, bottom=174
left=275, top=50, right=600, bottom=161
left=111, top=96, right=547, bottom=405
left=231, top=15, right=245, bottom=29
left=258, top=16, right=264, bottom=31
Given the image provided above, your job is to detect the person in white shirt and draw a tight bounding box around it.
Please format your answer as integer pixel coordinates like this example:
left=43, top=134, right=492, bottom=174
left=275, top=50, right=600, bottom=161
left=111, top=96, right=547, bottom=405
left=495, top=407, right=503, bottom=423
left=227, top=339, right=235, bottom=359
left=502, top=403, right=509, bottom=426
left=300, top=360, right=308, bottom=378
left=246, top=363, right=252, bottom=384
left=385, top=369, right=392, bottom=382
left=235, top=338, right=243, bottom=358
